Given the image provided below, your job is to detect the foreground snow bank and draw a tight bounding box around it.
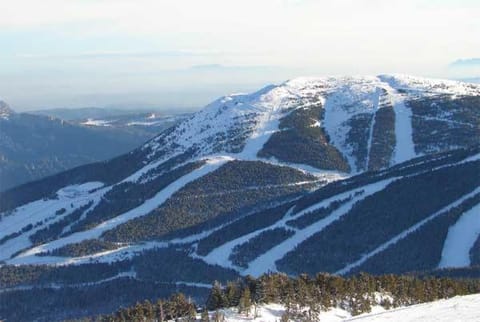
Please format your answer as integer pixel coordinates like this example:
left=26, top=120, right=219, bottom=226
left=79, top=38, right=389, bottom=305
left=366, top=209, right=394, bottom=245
left=213, top=293, right=480, bottom=322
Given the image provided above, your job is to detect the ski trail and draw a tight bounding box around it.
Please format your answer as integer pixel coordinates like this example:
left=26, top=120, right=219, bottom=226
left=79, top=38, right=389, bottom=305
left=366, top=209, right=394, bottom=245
left=238, top=87, right=290, bottom=160
left=201, top=180, right=380, bottom=271
left=438, top=202, right=480, bottom=268
left=7, top=159, right=228, bottom=264
left=200, top=208, right=296, bottom=270
left=336, top=188, right=480, bottom=275
left=241, top=179, right=394, bottom=277
left=365, top=88, right=381, bottom=170
left=379, top=77, right=416, bottom=164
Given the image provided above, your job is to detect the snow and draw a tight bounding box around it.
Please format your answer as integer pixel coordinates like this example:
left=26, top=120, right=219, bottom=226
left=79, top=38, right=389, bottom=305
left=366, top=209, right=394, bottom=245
left=2, top=74, right=477, bottom=267
left=126, top=121, right=162, bottom=126
left=378, top=74, right=480, bottom=96
left=81, top=118, right=114, bottom=126
left=210, top=294, right=480, bottom=322
left=344, top=294, right=480, bottom=322
left=56, top=182, right=104, bottom=198
left=364, top=88, right=381, bottom=169
left=7, top=159, right=228, bottom=264
left=336, top=187, right=480, bottom=275
left=200, top=208, right=296, bottom=271
left=379, top=77, right=417, bottom=164
left=323, top=76, right=381, bottom=172
left=237, top=84, right=298, bottom=160
left=241, top=179, right=394, bottom=277
left=139, top=74, right=471, bottom=179
left=0, top=183, right=107, bottom=261
left=438, top=202, right=480, bottom=268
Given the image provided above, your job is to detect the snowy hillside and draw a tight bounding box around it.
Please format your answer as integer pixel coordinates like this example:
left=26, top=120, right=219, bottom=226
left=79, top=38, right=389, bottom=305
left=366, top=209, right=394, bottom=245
left=134, top=74, right=480, bottom=175
left=0, top=74, right=479, bottom=321
left=214, top=294, right=480, bottom=322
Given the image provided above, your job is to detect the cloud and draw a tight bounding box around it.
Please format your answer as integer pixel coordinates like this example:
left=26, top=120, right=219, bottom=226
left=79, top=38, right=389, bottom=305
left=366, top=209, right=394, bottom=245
left=17, top=50, right=229, bottom=60
left=188, top=64, right=276, bottom=71
left=458, top=77, right=480, bottom=83
left=449, top=58, right=480, bottom=67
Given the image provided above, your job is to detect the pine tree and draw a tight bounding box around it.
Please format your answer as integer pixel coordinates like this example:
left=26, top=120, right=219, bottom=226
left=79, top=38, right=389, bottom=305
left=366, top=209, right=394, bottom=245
left=207, top=281, right=227, bottom=310
left=254, top=279, right=267, bottom=304
left=225, top=281, right=241, bottom=307
left=238, top=287, right=252, bottom=315
left=143, top=300, right=154, bottom=321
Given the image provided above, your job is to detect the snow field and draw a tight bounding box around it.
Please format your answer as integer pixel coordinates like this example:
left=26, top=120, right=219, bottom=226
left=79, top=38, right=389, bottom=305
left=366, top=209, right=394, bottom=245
left=203, top=294, right=480, bottom=322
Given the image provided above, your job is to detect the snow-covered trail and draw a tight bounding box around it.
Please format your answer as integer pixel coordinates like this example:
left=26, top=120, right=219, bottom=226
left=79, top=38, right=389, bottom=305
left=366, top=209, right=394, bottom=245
left=237, top=87, right=293, bottom=160
left=379, top=78, right=416, bottom=164
left=336, top=188, right=480, bottom=275
left=344, top=294, right=480, bottom=322
left=200, top=181, right=386, bottom=272
left=7, top=158, right=229, bottom=264
left=438, top=202, right=480, bottom=268
left=215, top=294, right=480, bottom=322
left=241, top=179, right=394, bottom=277
left=390, top=93, right=416, bottom=163
left=200, top=182, right=375, bottom=272
left=200, top=208, right=296, bottom=270
left=0, top=185, right=107, bottom=261
left=365, top=87, right=381, bottom=169
left=0, top=182, right=105, bottom=237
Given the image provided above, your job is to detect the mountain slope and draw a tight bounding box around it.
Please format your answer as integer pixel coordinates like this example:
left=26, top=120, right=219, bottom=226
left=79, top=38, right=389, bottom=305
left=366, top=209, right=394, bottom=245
left=0, top=103, right=183, bottom=191
left=1, top=75, right=479, bottom=266
left=211, top=294, right=480, bottom=322
left=0, top=75, right=479, bottom=321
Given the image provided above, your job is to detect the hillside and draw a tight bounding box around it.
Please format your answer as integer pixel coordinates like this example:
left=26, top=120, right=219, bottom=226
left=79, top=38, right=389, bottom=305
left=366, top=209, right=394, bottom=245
left=210, top=294, right=480, bottom=322
left=0, top=75, right=479, bottom=321
left=0, top=103, right=184, bottom=191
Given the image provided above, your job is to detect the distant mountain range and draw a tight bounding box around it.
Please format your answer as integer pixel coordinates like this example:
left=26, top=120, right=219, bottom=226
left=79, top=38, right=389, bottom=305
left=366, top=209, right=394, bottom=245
left=0, top=103, right=188, bottom=191
left=460, top=77, right=480, bottom=84
left=0, top=75, right=479, bottom=321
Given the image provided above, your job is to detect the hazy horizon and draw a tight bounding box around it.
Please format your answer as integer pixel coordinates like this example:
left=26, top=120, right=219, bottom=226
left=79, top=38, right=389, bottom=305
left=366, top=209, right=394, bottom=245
left=1, top=0, right=479, bottom=111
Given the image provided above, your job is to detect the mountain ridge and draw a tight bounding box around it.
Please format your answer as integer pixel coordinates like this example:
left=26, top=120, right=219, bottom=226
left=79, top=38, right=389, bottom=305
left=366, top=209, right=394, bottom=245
left=0, top=74, right=479, bottom=321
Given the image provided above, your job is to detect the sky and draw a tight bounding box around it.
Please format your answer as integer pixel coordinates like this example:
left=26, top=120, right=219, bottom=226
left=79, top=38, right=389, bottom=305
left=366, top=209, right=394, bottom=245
left=1, top=0, right=479, bottom=111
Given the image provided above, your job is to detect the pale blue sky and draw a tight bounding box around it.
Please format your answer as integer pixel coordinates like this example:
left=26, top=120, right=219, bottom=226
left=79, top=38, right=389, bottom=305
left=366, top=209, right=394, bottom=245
left=1, top=0, right=479, bottom=111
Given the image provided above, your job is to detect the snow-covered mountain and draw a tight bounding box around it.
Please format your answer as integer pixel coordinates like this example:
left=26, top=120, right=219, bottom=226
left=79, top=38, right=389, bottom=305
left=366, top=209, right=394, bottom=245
left=0, top=75, right=479, bottom=321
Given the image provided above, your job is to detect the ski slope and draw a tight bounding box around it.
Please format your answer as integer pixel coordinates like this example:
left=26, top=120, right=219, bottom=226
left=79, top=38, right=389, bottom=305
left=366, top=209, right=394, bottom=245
left=209, top=294, right=480, bottom=322
left=438, top=202, right=480, bottom=268
left=1, top=74, right=478, bottom=268
left=6, top=158, right=229, bottom=264
left=336, top=187, right=480, bottom=275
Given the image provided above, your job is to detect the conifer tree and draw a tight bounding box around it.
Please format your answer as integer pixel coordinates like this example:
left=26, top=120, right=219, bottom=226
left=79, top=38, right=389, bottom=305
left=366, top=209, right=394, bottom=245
left=254, top=279, right=267, bottom=304
left=207, top=281, right=227, bottom=310
left=225, top=281, right=241, bottom=307
left=238, top=287, right=252, bottom=315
